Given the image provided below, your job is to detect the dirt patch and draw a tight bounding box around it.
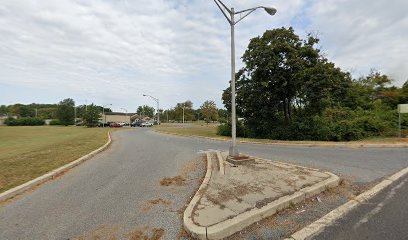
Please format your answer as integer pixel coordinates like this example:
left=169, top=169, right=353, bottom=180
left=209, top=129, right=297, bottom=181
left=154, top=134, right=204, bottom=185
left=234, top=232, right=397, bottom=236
left=179, top=159, right=199, bottom=178
left=142, top=198, right=171, bottom=212
left=160, top=176, right=186, bottom=187
left=151, top=228, right=165, bottom=240
left=75, top=225, right=120, bottom=240
left=206, top=183, right=265, bottom=205
left=127, top=228, right=165, bottom=240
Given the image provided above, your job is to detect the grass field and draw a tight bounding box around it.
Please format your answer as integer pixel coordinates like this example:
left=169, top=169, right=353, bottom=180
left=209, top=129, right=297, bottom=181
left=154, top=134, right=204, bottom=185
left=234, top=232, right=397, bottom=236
left=0, top=126, right=113, bottom=193
left=155, top=123, right=408, bottom=145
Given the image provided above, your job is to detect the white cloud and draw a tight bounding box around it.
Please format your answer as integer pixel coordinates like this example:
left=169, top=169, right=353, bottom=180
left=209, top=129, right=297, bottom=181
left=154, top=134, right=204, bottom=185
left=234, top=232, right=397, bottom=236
left=305, top=0, right=408, bottom=84
left=0, top=0, right=406, bottom=111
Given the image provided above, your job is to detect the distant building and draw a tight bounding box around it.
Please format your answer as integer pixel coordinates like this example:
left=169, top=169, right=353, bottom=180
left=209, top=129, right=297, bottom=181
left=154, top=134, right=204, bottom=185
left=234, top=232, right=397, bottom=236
left=100, top=112, right=137, bottom=125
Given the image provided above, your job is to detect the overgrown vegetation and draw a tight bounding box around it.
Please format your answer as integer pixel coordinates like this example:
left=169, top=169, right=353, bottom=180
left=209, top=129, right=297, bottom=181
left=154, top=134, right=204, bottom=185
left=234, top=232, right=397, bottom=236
left=1, top=99, right=111, bottom=127
left=221, top=27, right=408, bottom=141
left=4, top=117, right=45, bottom=126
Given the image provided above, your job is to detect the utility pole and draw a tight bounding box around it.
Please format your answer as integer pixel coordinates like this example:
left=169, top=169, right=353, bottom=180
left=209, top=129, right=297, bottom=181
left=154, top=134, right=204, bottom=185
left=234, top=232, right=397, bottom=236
left=183, top=105, right=185, bottom=125
left=214, top=0, right=277, bottom=157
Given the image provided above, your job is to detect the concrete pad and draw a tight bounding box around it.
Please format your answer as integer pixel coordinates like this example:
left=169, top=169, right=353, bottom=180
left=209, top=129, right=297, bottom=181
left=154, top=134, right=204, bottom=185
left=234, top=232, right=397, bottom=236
left=184, top=150, right=340, bottom=240
left=193, top=196, right=236, bottom=227
left=222, top=199, right=253, bottom=213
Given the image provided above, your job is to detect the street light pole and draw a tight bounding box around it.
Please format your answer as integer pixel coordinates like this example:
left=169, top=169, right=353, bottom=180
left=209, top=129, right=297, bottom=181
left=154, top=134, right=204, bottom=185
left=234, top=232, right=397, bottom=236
left=214, top=0, right=277, bottom=157
left=120, top=108, right=129, bottom=126
left=143, top=94, right=160, bottom=124
left=102, top=104, right=112, bottom=127
left=183, top=105, right=185, bottom=125
left=74, top=106, right=76, bottom=126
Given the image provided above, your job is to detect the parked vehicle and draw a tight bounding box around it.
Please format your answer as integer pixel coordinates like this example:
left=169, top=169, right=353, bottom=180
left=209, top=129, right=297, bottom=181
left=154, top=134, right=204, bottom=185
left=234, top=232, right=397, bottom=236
left=141, top=122, right=153, bottom=127
left=109, top=122, right=122, bottom=128
left=131, top=121, right=143, bottom=127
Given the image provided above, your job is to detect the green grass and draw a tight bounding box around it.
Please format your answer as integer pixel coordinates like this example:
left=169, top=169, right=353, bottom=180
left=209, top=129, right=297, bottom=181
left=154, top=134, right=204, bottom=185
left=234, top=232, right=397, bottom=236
left=0, top=126, right=113, bottom=193
left=155, top=123, right=408, bottom=145
left=155, top=123, right=218, bottom=138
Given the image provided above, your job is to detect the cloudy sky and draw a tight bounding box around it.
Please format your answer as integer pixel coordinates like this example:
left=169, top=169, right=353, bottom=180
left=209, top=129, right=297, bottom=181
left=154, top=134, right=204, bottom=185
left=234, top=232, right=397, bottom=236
left=1, top=0, right=407, bottom=111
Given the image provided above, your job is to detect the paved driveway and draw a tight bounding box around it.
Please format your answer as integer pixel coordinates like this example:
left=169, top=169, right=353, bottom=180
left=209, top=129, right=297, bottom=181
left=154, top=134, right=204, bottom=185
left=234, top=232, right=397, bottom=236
left=0, top=128, right=406, bottom=239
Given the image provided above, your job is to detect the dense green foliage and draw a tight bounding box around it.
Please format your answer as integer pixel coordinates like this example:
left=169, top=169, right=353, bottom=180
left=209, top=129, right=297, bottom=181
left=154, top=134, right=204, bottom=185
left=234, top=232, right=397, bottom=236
left=1, top=102, right=110, bottom=121
left=5, top=117, right=45, bottom=126
left=49, top=119, right=61, bottom=125
left=83, top=104, right=100, bottom=127
left=200, top=100, right=218, bottom=123
left=56, top=98, right=75, bottom=126
left=217, top=121, right=248, bottom=138
left=221, top=27, right=408, bottom=141
left=136, top=105, right=155, bottom=118
left=0, top=103, right=58, bottom=119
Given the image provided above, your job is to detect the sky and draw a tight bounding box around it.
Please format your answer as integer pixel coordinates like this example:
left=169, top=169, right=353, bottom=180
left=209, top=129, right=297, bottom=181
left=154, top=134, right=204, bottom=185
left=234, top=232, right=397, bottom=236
left=1, top=0, right=407, bottom=112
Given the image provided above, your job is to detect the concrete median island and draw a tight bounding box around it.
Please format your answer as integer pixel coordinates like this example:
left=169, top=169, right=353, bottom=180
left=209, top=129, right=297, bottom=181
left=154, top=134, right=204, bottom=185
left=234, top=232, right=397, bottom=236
left=183, top=151, right=340, bottom=240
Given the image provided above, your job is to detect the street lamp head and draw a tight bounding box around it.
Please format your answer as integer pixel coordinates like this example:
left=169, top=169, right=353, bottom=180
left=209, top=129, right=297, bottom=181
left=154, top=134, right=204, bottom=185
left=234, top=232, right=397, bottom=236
left=263, top=7, right=277, bottom=16
left=142, top=94, right=146, bottom=96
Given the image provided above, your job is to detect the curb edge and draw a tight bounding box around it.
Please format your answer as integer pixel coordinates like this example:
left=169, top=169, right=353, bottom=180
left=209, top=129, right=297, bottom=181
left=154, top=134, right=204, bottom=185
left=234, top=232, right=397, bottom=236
left=183, top=152, right=213, bottom=240
left=289, top=165, right=408, bottom=240
left=154, top=130, right=408, bottom=149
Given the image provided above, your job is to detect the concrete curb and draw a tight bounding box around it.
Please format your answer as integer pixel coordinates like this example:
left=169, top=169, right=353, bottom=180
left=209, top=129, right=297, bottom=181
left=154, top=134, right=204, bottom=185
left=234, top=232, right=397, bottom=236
left=288, top=165, right=408, bottom=240
left=0, top=132, right=112, bottom=203
left=154, top=130, right=408, bottom=149
left=183, top=152, right=340, bottom=240
left=216, top=151, right=224, bottom=175
left=183, top=152, right=213, bottom=239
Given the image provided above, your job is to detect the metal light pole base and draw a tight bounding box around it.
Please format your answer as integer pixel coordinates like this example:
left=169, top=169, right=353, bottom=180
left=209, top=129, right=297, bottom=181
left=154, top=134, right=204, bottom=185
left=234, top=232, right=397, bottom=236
left=229, top=146, right=239, bottom=158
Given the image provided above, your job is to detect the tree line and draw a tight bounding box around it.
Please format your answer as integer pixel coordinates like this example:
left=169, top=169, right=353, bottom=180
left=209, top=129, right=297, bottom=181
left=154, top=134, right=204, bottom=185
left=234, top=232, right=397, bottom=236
left=137, top=100, right=227, bottom=124
left=1, top=99, right=112, bottom=127
left=220, top=27, right=408, bottom=141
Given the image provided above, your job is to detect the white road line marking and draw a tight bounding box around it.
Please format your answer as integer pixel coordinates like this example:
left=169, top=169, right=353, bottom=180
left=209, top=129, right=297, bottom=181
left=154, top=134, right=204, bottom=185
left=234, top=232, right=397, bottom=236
left=353, top=177, right=407, bottom=229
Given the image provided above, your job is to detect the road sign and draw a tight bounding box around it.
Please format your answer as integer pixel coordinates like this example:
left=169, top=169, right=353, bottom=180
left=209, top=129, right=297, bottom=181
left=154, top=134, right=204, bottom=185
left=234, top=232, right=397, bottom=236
left=398, top=104, right=408, bottom=138
left=398, top=104, right=408, bottom=113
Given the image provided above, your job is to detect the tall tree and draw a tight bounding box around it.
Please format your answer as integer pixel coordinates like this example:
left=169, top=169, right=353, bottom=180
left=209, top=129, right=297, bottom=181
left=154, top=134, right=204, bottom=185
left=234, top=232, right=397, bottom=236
left=174, top=100, right=194, bottom=122
left=200, top=100, right=218, bottom=123
left=136, top=105, right=155, bottom=118
left=222, top=27, right=353, bottom=138
left=57, top=98, right=75, bottom=126
left=83, top=104, right=100, bottom=127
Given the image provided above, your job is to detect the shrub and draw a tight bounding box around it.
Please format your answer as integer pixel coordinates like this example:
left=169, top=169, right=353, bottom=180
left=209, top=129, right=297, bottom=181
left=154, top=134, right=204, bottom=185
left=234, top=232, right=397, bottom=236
left=4, top=117, right=17, bottom=126
left=4, top=117, right=45, bottom=126
left=217, top=121, right=248, bottom=138
left=49, top=119, right=61, bottom=125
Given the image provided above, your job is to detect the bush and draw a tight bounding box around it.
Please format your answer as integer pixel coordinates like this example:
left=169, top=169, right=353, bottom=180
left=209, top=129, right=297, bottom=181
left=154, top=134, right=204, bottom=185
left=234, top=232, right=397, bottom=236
left=217, top=121, right=248, bottom=138
left=4, top=117, right=17, bottom=126
left=49, top=119, right=61, bottom=125
left=5, top=117, right=45, bottom=126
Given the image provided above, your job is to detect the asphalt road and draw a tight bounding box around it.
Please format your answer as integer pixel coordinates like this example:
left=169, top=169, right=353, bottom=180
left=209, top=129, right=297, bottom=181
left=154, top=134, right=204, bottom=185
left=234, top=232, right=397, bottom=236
left=151, top=129, right=407, bottom=183
left=0, top=128, right=407, bottom=239
left=313, top=174, right=408, bottom=240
